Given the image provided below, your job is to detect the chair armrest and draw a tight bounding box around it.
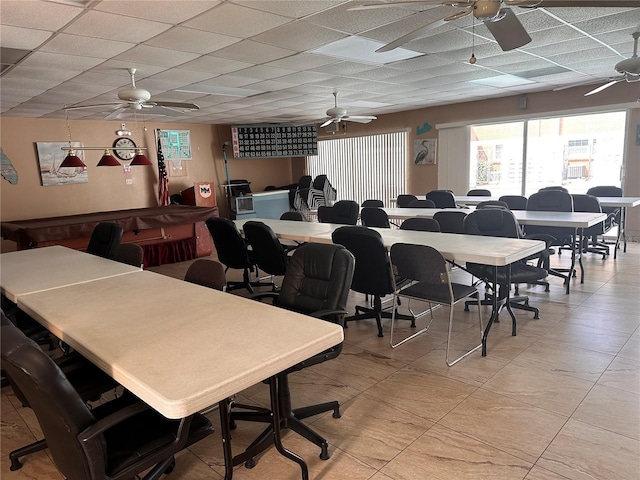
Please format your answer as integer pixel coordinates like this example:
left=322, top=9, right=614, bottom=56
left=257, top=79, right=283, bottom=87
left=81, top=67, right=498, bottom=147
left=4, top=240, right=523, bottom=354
left=310, top=309, right=349, bottom=327
left=79, top=402, right=151, bottom=442
left=525, top=233, right=556, bottom=248
left=250, top=292, right=279, bottom=303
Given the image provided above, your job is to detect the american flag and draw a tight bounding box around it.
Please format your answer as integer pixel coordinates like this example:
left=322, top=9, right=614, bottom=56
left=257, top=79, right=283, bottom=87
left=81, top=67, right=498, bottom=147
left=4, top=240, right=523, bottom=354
left=157, top=130, right=169, bottom=206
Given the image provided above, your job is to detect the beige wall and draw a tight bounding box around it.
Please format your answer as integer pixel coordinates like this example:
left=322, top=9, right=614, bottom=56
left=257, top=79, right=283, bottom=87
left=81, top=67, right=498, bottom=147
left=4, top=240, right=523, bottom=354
left=1, top=82, right=638, bottom=253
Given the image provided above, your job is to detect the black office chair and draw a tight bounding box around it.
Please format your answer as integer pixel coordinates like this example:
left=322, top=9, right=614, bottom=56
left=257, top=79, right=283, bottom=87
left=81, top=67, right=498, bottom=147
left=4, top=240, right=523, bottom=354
left=229, top=179, right=252, bottom=197
left=317, top=200, right=359, bottom=225
left=205, top=217, right=271, bottom=293
left=525, top=190, right=575, bottom=288
left=499, top=195, right=528, bottom=210
left=230, top=243, right=355, bottom=463
left=476, top=200, right=508, bottom=209
left=463, top=208, right=548, bottom=326
left=425, top=190, right=457, bottom=208
left=408, top=199, right=436, bottom=208
left=113, top=243, right=144, bottom=268
left=169, top=193, right=184, bottom=205
left=243, top=221, right=290, bottom=290
left=467, top=188, right=492, bottom=196
left=332, top=226, right=415, bottom=337
left=569, top=194, right=608, bottom=258
left=586, top=185, right=622, bottom=251
left=396, top=194, right=418, bottom=208
left=433, top=210, right=467, bottom=234
left=280, top=211, right=304, bottom=221
left=360, top=207, right=391, bottom=228
left=361, top=199, right=384, bottom=208
left=86, top=222, right=123, bottom=259
left=539, top=186, right=568, bottom=193
left=184, top=259, right=226, bottom=291
left=1, top=323, right=214, bottom=480
left=389, top=244, right=483, bottom=365
left=400, top=217, right=440, bottom=232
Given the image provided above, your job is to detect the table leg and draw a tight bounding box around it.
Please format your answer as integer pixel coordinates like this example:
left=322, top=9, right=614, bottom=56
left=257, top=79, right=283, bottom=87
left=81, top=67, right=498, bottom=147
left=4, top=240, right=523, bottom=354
left=481, top=265, right=499, bottom=357
left=219, top=399, right=235, bottom=480
left=578, top=228, right=585, bottom=284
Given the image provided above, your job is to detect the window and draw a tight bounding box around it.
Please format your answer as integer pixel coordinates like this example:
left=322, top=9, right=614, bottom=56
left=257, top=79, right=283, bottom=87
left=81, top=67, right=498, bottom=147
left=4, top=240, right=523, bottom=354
left=306, top=131, right=407, bottom=205
left=469, top=111, right=626, bottom=196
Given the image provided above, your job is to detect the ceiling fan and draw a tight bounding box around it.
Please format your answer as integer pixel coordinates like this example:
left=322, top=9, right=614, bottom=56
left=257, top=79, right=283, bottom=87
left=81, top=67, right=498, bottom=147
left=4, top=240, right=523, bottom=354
left=349, top=0, right=543, bottom=52
left=583, top=30, right=640, bottom=96
left=319, top=92, right=377, bottom=128
left=64, top=67, right=200, bottom=119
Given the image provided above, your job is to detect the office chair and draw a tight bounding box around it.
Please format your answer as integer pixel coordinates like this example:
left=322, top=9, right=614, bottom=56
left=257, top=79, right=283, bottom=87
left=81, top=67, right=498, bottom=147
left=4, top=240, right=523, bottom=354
left=169, top=193, right=184, bottom=205
left=205, top=217, right=271, bottom=293
left=389, top=243, right=483, bottom=365
left=476, top=200, right=508, bottom=209
left=1, top=323, right=214, bottom=480
left=408, top=199, right=436, bottom=208
left=463, top=208, right=548, bottom=327
left=396, top=194, right=418, bottom=208
left=425, top=189, right=457, bottom=208
left=184, top=259, right=226, bottom=291
left=317, top=200, right=359, bottom=225
left=113, top=243, right=144, bottom=268
left=280, top=211, right=304, bottom=221
left=360, top=207, right=391, bottom=228
left=230, top=243, right=355, bottom=463
left=332, top=226, right=415, bottom=337
left=242, top=221, right=290, bottom=290
left=539, top=186, right=568, bottom=193
left=466, top=188, right=492, bottom=196
left=433, top=210, right=467, bottom=234
left=229, top=179, right=252, bottom=196
left=361, top=199, right=384, bottom=208
left=568, top=194, right=608, bottom=258
left=400, top=217, right=440, bottom=232
left=499, top=195, right=528, bottom=210
left=525, top=189, right=575, bottom=287
left=86, top=222, right=123, bottom=259
left=586, top=185, right=622, bottom=251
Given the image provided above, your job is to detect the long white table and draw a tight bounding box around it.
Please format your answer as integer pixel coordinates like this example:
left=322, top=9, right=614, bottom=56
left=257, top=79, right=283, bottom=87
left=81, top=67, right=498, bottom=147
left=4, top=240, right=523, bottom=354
left=595, top=197, right=640, bottom=258
left=0, top=245, right=141, bottom=303
left=2, top=249, right=343, bottom=479
left=237, top=219, right=546, bottom=357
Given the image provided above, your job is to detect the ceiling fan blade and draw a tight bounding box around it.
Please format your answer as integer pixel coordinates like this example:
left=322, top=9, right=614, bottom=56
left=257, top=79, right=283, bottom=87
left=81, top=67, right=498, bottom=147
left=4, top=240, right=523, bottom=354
left=444, top=6, right=473, bottom=22
left=483, top=8, right=531, bottom=51
left=343, top=115, right=377, bottom=123
left=320, top=118, right=336, bottom=128
left=104, top=107, right=128, bottom=121
left=348, top=1, right=444, bottom=11
left=377, top=18, right=448, bottom=52
left=64, top=102, right=124, bottom=111
left=151, top=101, right=200, bottom=110
left=584, top=78, right=623, bottom=96
left=505, top=0, right=542, bottom=6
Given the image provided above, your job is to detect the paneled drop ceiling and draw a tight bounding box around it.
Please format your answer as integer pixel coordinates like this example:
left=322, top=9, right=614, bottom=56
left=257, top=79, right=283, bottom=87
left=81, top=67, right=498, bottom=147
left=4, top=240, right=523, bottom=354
left=1, top=0, right=639, bottom=125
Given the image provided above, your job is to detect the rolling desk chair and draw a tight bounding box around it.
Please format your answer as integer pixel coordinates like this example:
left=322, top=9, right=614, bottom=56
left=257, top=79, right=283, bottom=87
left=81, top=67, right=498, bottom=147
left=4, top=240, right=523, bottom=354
left=86, top=222, right=123, bottom=259
left=499, top=195, right=528, bottom=210
left=242, top=221, right=290, bottom=290
left=399, top=217, right=440, bottom=232
left=408, top=199, right=436, bottom=208
left=360, top=207, right=391, bottom=228
left=396, top=194, right=418, bottom=208
left=425, top=190, right=456, bottom=208
left=433, top=210, right=467, bottom=234
left=184, top=259, right=226, bottom=291
left=317, top=200, right=359, bottom=225
left=466, top=189, right=492, bottom=196
left=361, top=199, right=384, bottom=208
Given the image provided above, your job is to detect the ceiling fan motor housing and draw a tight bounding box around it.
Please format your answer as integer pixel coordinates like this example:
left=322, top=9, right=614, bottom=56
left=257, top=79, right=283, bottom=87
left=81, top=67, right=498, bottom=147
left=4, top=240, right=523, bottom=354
left=118, top=88, right=152, bottom=102
left=326, top=106, right=347, bottom=119
left=474, top=0, right=502, bottom=19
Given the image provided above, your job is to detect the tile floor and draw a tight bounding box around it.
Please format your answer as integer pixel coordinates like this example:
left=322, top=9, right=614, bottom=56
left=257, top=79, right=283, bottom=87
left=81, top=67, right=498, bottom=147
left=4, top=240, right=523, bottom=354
left=2, top=242, right=639, bottom=480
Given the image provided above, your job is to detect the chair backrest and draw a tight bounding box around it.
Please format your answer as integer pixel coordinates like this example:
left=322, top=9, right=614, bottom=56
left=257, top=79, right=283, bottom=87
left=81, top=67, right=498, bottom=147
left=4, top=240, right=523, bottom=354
left=1, top=323, right=102, bottom=480
left=526, top=190, right=573, bottom=212
left=539, top=186, right=568, bottom=193
left=298, top=175, right=312, bottom=189
left=408, top=199, right=436, bottom=208
left=463, top=208, right=521, bottom=239
left=571, top=194, right=604, bottom=235
left=499, top=195, right=528, bottom=210
left=399, top=217, right=440, bottom=232
left=332, top=226, right=394, bottom=296
left=277, top=243, right=355, bottom=317
left=86, top=222, right=123, bottom=259
left=243, top=221, right=289, bottom=276
left=280, top=211, right=304, bottom=221
left=433, top=210, right=467, bottom=234
left=318, top=200, right=359, bottom=225
left=360, top=207, right=390, bottom=228
left=361, top=199, right=384, bottom=208
left=184, top=259, right=226, bottom=291
left=205, top=217, right=252, bottom=270
left=466, top=189, right=492, bottom=196
left=312, top=174, right=328, bottom=190
left=113, top=243, right=144, bottom=268
left=586, top=185, right=622, bottom=222
left=169, top=193, right=184, bottom=205
left=229, top=179, right=251, bottom=197
left=425, top=190, right=456, bottom=208
left=396, top=194, right=418, bottom=208
left=476, top=200, right=508, bottom=209
left=390, top=243, right=449, bottom=287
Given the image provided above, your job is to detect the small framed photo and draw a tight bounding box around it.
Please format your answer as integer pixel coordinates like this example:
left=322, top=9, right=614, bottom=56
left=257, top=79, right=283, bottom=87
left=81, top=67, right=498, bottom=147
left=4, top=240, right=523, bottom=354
left=414, top=139, right=436, bottom=165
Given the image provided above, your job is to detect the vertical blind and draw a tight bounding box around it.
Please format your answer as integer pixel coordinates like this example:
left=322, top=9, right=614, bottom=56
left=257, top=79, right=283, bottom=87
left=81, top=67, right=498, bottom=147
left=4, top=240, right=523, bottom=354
left=306, top=131, right=407, bottom=206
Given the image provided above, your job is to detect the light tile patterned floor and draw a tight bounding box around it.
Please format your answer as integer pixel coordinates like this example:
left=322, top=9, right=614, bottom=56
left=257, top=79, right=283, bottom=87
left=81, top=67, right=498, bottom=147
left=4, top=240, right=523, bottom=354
left=2, top=242, right=639, bottom=480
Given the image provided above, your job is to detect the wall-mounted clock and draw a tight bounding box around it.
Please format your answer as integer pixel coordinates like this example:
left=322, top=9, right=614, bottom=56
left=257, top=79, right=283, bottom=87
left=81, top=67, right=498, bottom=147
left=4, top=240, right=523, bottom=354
left=113, top=137, right=136, bottom=161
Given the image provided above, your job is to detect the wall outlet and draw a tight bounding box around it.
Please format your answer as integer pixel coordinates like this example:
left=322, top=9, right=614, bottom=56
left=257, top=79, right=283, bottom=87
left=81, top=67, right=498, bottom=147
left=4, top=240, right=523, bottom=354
left=125, top=178, right=133, bottom=185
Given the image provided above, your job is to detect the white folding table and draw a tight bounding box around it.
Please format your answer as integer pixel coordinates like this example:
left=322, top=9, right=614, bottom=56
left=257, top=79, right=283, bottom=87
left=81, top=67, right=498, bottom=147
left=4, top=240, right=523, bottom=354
left=596, top=197, right=640, bottom=258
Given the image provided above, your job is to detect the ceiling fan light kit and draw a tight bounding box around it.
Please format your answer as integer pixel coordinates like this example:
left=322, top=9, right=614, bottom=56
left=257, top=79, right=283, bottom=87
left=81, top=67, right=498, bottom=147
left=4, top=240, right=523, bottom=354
left=320, top=92, right=377, bottom=128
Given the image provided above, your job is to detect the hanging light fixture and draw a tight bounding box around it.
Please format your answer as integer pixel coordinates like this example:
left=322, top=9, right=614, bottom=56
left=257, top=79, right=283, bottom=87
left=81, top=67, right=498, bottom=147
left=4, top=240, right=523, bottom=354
left=60, top=111, right=87, bottom=168
left=97, top=149, right=121, bottom=167
left=130, top=148, right=152, bottom=166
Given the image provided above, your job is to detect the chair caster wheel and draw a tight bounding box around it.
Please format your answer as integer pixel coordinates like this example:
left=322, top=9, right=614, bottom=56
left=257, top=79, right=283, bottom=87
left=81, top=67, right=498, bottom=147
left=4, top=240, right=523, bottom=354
left=230, top=419, right=237, bottom=430
left=245, top=458, right=256, bottom=469
left=9, top=460, right=22, bottom=471
left=320, top=445, right=330, bottom=460
left=377, top=332, right=384, bottom=338
left=464, top=306, right=469, bottom=311
left=164, top=458, right=176, bottom=474
left=332, top=408, right=341, bottom=419
left=534, top=313, right=540, bottom=319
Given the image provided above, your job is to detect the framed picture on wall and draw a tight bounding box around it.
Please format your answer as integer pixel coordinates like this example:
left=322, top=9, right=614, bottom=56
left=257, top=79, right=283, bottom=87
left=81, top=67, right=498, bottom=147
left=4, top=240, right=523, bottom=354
left=36, top=142, right=88, bottom=186
left=414, top=139, right=436, bottom=165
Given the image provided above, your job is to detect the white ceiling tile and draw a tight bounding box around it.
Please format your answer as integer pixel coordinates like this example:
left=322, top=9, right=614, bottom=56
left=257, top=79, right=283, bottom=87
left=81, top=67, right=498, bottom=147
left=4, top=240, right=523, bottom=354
left=183, top=3, right=290, bottom=37
left=179, top=55, right=253, bottom=74
left=40, top=33, right=134, bottom=58
left=0, top=0, right=82, bottom=30
left=145, top=27, right=240, bottom=55
left=234, top=1, right=344, bottom=19
left=94, top=0, right=219, bottom=24
left=1, top=25, right=52, bottom=50
left=264, top=53, right=339, bottom=70
left=19, top=51, right=105, bottom=70
left=64, top=10, right=171, bottom=43
left=252, top=21, right=347, bottom=51
left=212, top=40, right=296, bottom=64
left=113, top=45, right=200, bottom=68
